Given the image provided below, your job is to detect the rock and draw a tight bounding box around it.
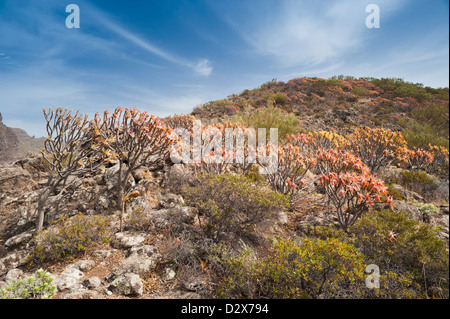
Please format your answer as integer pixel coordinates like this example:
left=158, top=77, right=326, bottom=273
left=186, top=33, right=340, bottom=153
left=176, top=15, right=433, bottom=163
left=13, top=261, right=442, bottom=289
left=110, top=245, right=161, bottom=280
left=157, top=290, right=201, bottom=299
left=109, top=273, right=143, bottom=297
left=158, top=193, right=184, bottom=208
left=333, top=108, right=357, bottom=124
left=440, top=205, right=449, bottom=215
left=389, top=183, right=425, bottom=203
left=0, top=250, right=29, bottom=276
left=182, top=278, right=206, bottom=292
left=4, top=231, right=33, bottom=249
left=277, top=211, right=289, bottom=225
left=74, top=260, right=96, bottom=272
left=131, top=167, right=149, bottom=183
left=4, top=268, right=25, bottom=284
left=82, top=276, right=102, bottom=289
left=111, top=232, right=147, bottom=249
left=105, top=163, right=135, bottom=191
left=92, top=249, right=115, bottom=259
left=0, top=166, right=32, bottom=190
left=376, top=201, right=423, bottom=221
left=163, top=268, right=176, bottom=281
left=59, top=289, right=101, bottom=299
left=53, top=266, right=84, bottom=291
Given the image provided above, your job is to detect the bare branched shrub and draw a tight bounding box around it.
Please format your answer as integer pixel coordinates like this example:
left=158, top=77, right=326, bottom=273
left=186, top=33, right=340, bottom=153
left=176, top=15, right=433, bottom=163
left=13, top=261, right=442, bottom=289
left=36, top=108, right=109, bottom=232
left=94, top=107, right=176, bottom=231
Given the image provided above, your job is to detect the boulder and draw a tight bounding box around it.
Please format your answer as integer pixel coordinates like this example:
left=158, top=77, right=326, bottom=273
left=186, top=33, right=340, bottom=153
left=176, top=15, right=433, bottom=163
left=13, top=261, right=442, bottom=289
left=53, top=266, right=84, bottom=291
left=109, top=273, right=143, bottom=297
left=4, top=231, right=33, bottom=250
left=109, top=245, right=161, bottom=280
left=59, top=289, right=101, bottom=299
left=91, top=249, right=115, bottom=259
left=111, top=232, right=147, bottom=249
left=82, top=276, right=102, bottom=289
left=105, top=163, right=135, bottom=191
left=0, top=250, right=29, bottom=276
left=4, top=268, right=25, bottom=284
left=182, top=277, right=207, bottom=292
left=0, top=166, right=32, bottom=191
left=74, top=260, right=96, bottom=272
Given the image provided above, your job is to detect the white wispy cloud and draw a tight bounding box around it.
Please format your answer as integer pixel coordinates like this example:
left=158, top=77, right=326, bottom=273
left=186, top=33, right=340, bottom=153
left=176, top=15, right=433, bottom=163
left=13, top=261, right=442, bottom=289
left=223, top=0, right=406, bottom=68
left=91, top=7, right=213, bottom=76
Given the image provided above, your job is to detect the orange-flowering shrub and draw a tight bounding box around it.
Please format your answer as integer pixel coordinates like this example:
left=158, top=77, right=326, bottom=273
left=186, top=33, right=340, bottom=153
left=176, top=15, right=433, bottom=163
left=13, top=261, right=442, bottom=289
left=347, top=127, right=408, bottom=172
left=318, top=172, right=392, bottom=230
left=162, top=113, right=197, bottom=132
left=259, top=134, right=316, bottom=204
left=94, top=107, right=176, bottom=230
left=405, top=148, right=434, bottom=171
left=309, top=130, right=348, bottom=151
left=428, top=145, right=449, bottom=175
left=314, top=148, right=370, bottom=175
left=192, top=121, right=252, bottom=175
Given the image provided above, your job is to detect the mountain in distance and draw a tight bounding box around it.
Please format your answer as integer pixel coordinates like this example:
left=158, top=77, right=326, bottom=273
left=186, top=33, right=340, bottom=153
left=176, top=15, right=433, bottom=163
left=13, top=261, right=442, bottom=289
left=0, top=112, right=45, bottom=163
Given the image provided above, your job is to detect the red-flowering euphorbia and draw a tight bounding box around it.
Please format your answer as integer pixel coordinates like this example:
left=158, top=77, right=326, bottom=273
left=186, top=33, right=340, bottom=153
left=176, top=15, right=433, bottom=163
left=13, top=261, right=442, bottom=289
left=406, top=148, right=434, bottom=171
left=259, top=134, right=316, bottom=205
left=318, top=172, right=392, bottom=230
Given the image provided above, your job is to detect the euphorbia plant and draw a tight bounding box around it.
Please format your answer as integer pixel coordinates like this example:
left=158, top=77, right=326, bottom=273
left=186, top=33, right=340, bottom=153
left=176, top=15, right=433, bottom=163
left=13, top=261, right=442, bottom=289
left=36, top=108, right=109, bottom=232
left=347, top=126, right=408, bottom=173
left=259, top=133, right=316, bottom=205
left=405, top=147, right=434, bottom=171
left=94, top=107, right=176, bottom=231
left=318, top=172, right=392, bottom=231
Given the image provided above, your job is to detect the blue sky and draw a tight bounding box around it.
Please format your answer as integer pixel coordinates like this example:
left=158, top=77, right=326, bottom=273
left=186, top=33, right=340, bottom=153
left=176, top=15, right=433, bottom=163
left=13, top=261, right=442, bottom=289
left=0, top=0, right=448, bottom=137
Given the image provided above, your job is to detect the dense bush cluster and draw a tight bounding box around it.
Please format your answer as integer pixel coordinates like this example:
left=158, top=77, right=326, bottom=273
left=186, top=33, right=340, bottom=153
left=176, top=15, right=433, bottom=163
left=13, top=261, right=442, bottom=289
left=210, top=237, right=366, bottom=299
left=182, top=173, right=289, bottom=240
left=210, top=210, right=448, bottom=299
left=28, top=213, right=113, bottom=264
left=0, top=269, right=56, bottom=299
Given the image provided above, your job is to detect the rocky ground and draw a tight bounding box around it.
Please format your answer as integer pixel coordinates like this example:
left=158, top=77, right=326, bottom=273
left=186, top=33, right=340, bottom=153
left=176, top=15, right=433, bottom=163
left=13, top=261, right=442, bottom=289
left=0, top=152, right=448, bottom=299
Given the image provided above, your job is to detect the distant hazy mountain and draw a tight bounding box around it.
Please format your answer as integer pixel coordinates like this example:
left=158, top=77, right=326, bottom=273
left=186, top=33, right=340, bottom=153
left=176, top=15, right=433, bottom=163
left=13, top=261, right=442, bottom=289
left=0, top=113, right=45, bottom=163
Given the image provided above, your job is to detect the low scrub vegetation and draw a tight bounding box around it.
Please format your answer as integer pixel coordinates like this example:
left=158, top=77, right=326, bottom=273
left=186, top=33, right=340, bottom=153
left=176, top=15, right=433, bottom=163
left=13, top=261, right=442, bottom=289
left=28, top=213, right=113, bottom=265
left=182, top=173, right=289, bottom=240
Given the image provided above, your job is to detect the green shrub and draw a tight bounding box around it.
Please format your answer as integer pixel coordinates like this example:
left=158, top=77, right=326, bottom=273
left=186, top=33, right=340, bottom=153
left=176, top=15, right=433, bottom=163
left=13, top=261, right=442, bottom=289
left=419, top=203, right=439, bottom=215
left=387, top=183, right=406, bottom=201
left=211, top=238, right=366, bottom=299
left=265, top=93, right=287, bottom=105
left=368, top=78, right=431, bottom=102
left=231, top=105, right=299, bottom=143
left=352, top=86, right=367, bottom=96
left=127, top=207, right=152, bottom=231
left=1, top=269, right=56, bottom=299
left=400, top=120, right=449, bottom=150
left=28, top=213, right=113, bottom=264
left=182, top=173, right=289, bottom=239
left=397, top=169, right=439, bottom=195
left=349, top=210, right=449, bottom=298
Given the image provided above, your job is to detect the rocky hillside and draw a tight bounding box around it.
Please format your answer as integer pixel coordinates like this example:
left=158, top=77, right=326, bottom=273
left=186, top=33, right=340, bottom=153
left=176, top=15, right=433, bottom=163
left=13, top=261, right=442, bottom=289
left=0, top=114, right=19, bottom=164
left=192, top=76, right=449, bottom=149
left=0, top=76, right=448, bottom=300
left=0, top=113, right=45, bottom=164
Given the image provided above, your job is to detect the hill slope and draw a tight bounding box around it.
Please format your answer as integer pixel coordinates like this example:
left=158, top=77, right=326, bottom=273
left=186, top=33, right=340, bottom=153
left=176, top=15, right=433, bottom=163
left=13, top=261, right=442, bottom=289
left=192, top=76, right=449, bottom=150
left=0, top=113, right=45, bottom=163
